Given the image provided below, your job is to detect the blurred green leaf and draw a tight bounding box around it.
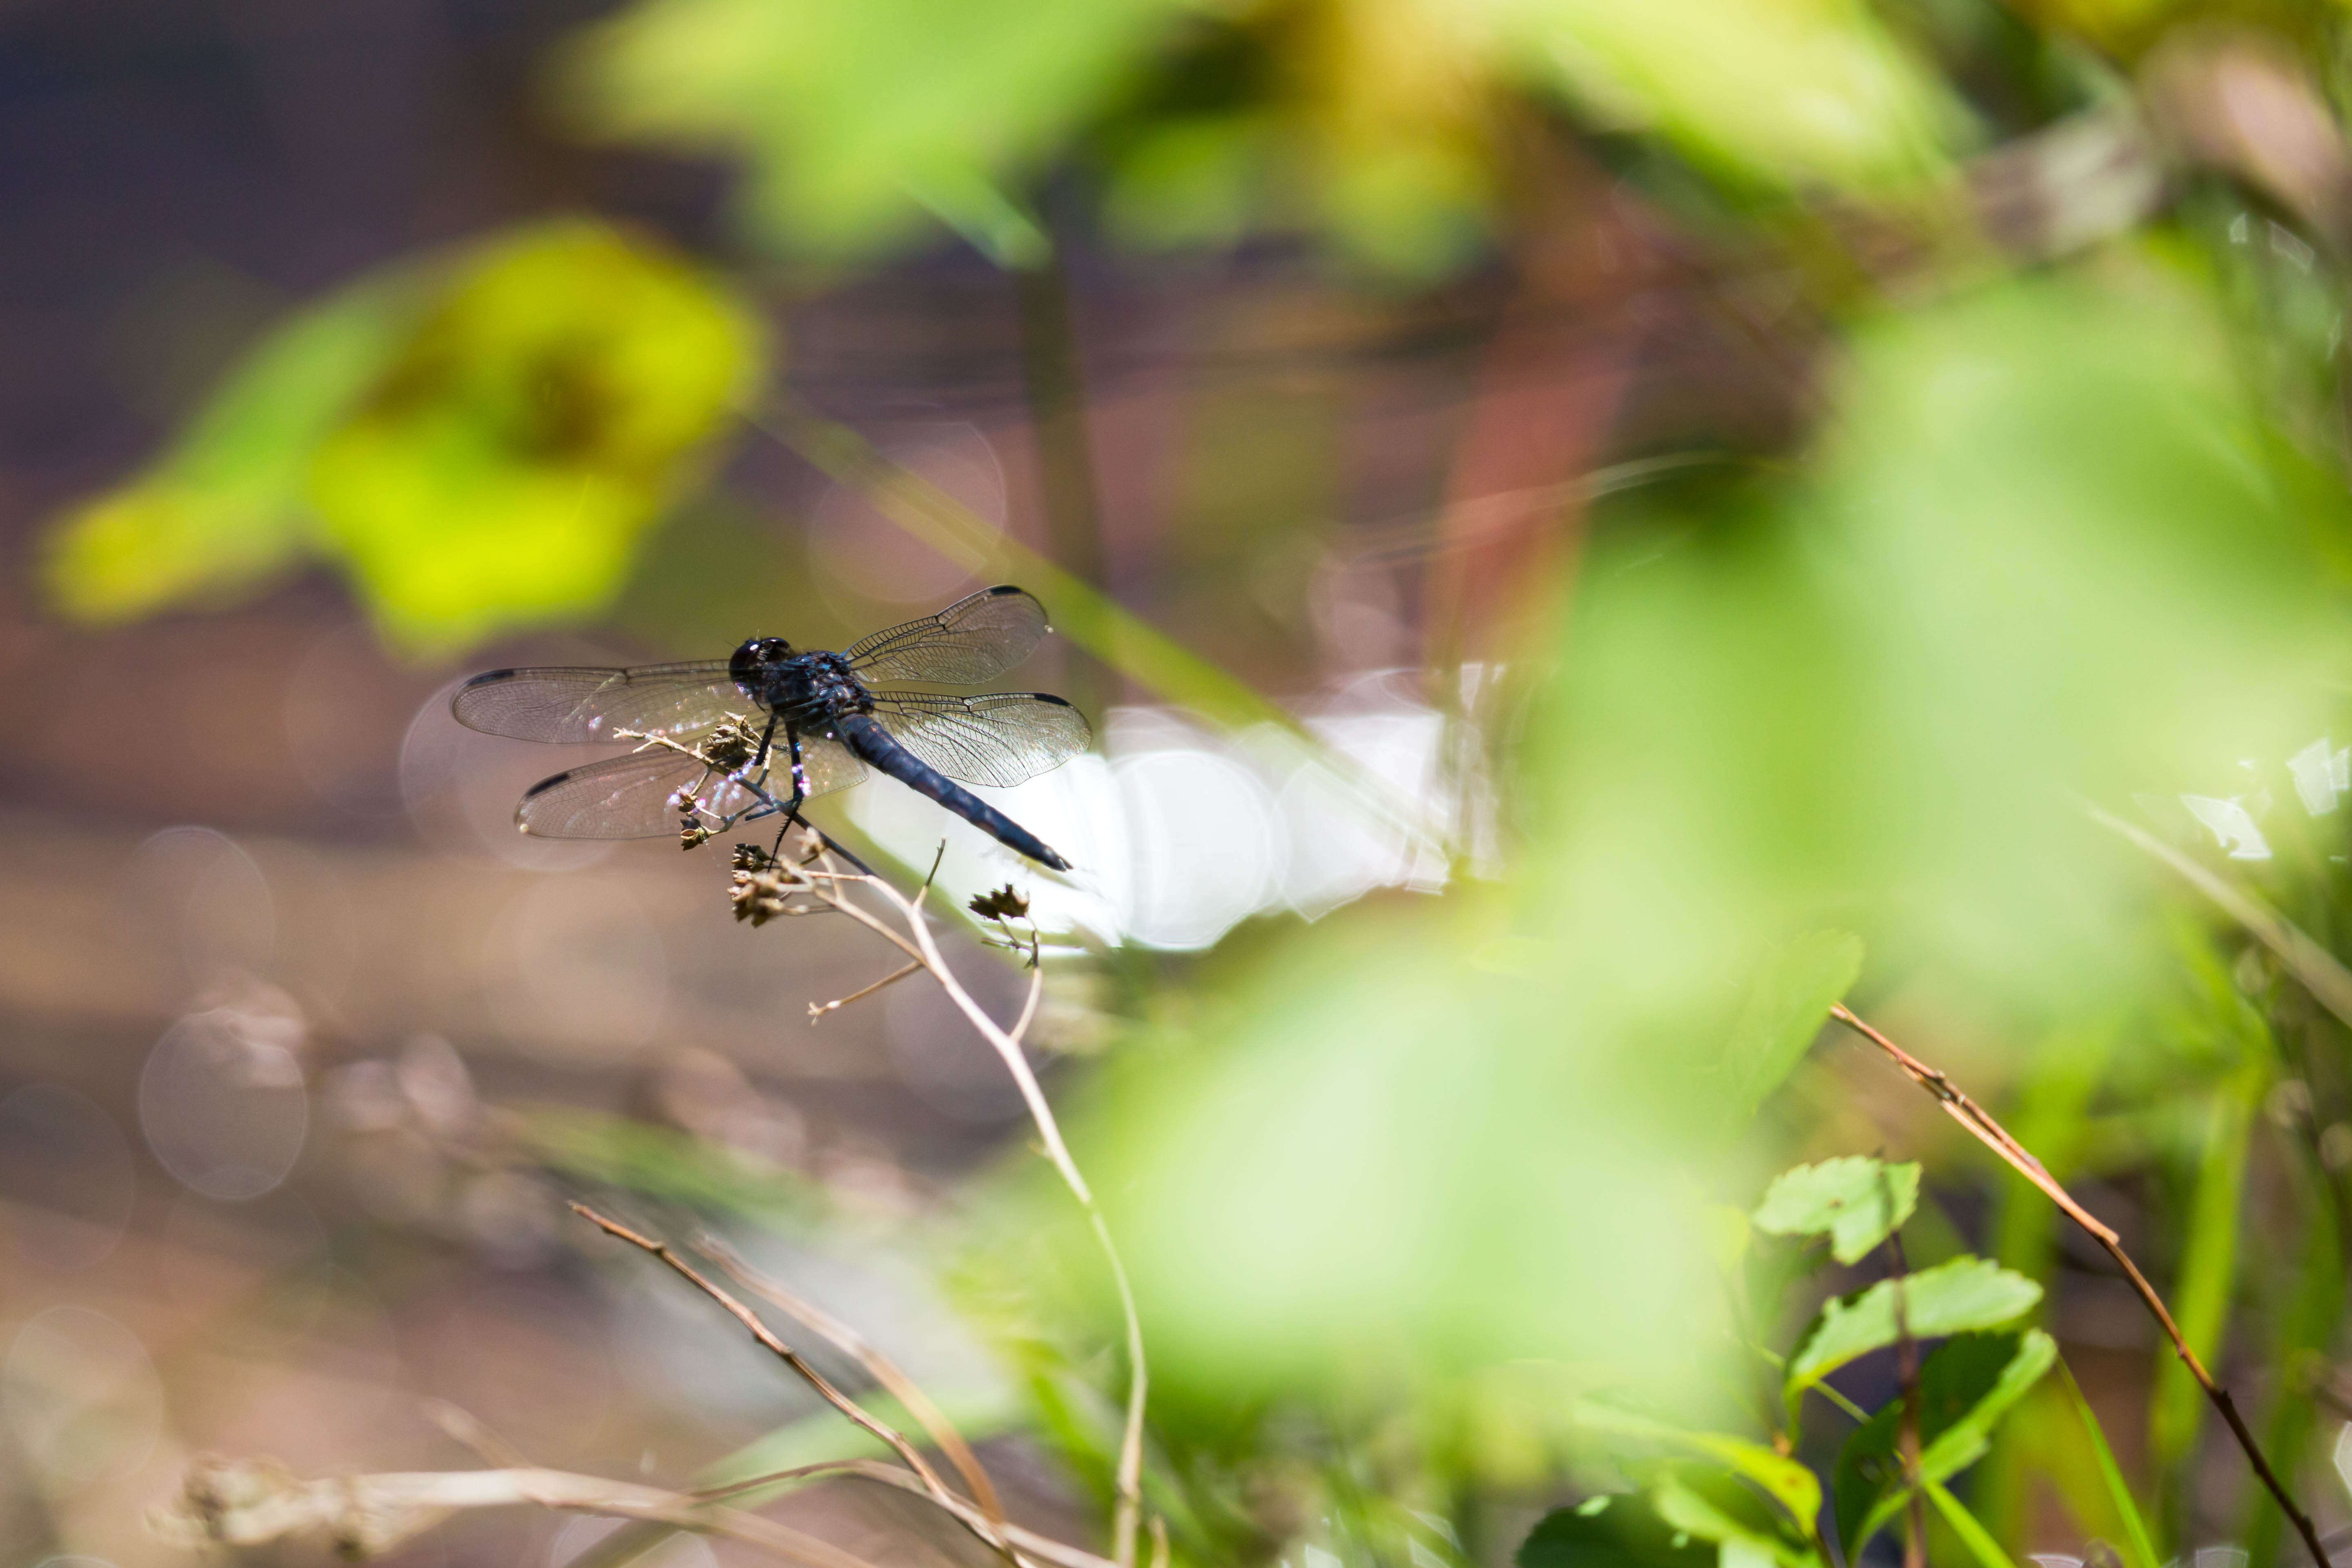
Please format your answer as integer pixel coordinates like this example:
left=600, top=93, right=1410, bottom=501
left=1499, top=0, right=1961, bottom=193
left=1570, top=1402, right=1821, bottom=1533
left=1788, top=1258, right=2042, bottom=1399
left=309, top=219, right=764, bottom=655
left=1925, top=1479, right=2020, bottom=1568
left=41, top=271, right=423, bottom=622
left=1650, top=1474, right=1822, bottom=1568
left=44, top=218, right=761, bottom=659
left=1719, top=931, right=1864, bottom=1124
left=549, top=0, right=1191, bottom=258
left=1833, top=1330, right=2056, bottom=1552
left=1518, top=1495, right=1715, bottom=1568
left=1753, top=1156, right=1918, bottom=1267
left=2058, top=1357, right=2162, bottom=1568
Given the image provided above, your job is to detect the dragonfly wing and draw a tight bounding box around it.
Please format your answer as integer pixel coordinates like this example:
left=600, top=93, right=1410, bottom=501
left=869, top=691, right=1091, bottom=788
left=516, top=735, right=869, bottom=839
left=775, top=734, right=871, bottom=799
left=845, top=586, right=1050, bottom=684
left=516, top=748, right=718, bottom=838
left=452, top=661, right=740, bottom=743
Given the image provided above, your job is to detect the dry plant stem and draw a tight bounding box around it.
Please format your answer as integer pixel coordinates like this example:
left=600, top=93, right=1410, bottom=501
left=1829, top=1004, right=2330, bottom=1568
left=810, top=959, right=924, bottom=1021
left=808, top=851, right=1148, bottom=1568
left=707, top=1459, right=1117, bottom=1568
left=160, top=1457, right=888, bottom=1568
left=1886, top=1227, right=1928, bottom=1568
left=571, top=1203, right=1020, bottom=1567
left=695, top=1230, right=1010, bottom=1528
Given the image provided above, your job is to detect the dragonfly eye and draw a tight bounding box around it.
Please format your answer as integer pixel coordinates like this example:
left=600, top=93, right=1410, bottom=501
left=728, top=637, right=794, bottom=686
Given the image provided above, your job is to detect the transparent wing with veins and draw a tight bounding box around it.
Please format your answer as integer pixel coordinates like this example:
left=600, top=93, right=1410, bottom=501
left=845, top=586, right=1051, bottom=684
left=869, top=691, right=1091, bottom=788
left=515, top=735, right=867, bottom=839
left=451, top=661, right=741, bottom=744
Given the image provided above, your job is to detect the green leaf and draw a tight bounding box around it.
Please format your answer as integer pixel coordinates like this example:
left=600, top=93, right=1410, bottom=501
left=1925, top=1479, right=2018, bottom=1568
left=1720, top=932, right=1863, bottom=1123
left=1517, top=1495, right=1714, bottom=1568
left=1649, top=1476, right=1821, bottom=1568
left=1788, top=1257, right=2042, bottom=1401
left=2057, top=1358, right=2161, bottom=1568
left=550, top=0, right=1192, bottom=260
left=307, top=219, right=764, bottom=655
left=41, top=271, right=423, bottom=622
left=1571, top=1402, right=1821, bottom=1534
left=1832, top=1330, right=2057, bottom=1552
left=1504, top=0, right=1957, bottom=195
left=1753, top=1156, right=1919, bottom=1265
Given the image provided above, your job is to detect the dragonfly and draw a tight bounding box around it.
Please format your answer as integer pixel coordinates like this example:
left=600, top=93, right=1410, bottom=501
left=450, top=586, right=1089, bottom=871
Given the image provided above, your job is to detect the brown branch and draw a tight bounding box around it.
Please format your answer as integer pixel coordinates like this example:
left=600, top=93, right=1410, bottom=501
left=569, top=1204, right=1019, bottom=1566
left=1829, top=1004, right=2329, bottom=1568
left=693, top=1230, right=1010, bottom=1530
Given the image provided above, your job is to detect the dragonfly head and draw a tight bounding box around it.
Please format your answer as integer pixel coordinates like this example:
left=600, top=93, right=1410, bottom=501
left=728, top=636, right=795, bottom=696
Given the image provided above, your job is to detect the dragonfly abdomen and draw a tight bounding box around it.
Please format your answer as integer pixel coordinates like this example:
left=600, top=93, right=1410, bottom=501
left=834, top=713, right=1072, bottom=872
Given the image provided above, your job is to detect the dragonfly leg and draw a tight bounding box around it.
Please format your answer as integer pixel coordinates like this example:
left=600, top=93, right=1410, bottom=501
left=766, top=725, right=811, bottom=859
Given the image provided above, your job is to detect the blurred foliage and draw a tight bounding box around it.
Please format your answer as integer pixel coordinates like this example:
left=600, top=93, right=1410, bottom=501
left=551, top=0, right=1958, bottom=274
left=45, top=0, right=2352, bottom=1565
left=45, top=220, right=761, bottom=656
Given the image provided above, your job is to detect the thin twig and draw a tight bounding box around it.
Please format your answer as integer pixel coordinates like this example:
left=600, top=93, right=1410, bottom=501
left=1829, top=1004, right=2329, bottom=1568
left=570, top=1204, right=1019, bottom=1566
left=665, top=735, right=1152, bottom=1568
left=694, top=1230, right=1010, bottom=1529
left=808, top=855, right=1147, bottom=1566
left=809, top=960, right=924, bottom=1022
left=805, top=1460, right=1119, bottom=1568
left=157, top=1455, right=887, bottom=1568
left=684, top=1460, right=1110, bottom=1568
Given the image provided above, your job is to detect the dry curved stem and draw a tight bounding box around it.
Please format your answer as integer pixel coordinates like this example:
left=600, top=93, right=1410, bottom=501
left=571, top=1203, right=1021, bottom=1567
left=1830, top=1004, right=2328, bottom=1568
left=703, top=1458, right=1117, bottom=1568
left=756, top=830, right=1150, bottom=1567
left=659, top=736, right=1153, bottom=1568
left=693, top=1229, right=1010, bottom=1531
left=154, top=1452, right=885, bottom=1568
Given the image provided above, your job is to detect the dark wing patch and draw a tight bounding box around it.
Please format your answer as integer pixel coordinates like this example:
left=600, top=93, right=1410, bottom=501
left=869, top=691, right=1091, bottom=788
left=845, top=586, right=1050, bottom=684
left=516, top=737, right=869, bottom=838
left=452, top=662, right=739, bottom=743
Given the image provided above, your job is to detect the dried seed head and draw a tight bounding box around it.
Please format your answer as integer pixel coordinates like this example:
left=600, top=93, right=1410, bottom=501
left=968, top=884, right=1030, bottom=921
left=701, top=715, right=761, bottom=771
left=730, top=866, right=791, bottom=925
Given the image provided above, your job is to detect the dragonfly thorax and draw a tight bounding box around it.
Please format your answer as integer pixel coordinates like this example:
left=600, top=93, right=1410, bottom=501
left=729, top=640, right=873, bottom=726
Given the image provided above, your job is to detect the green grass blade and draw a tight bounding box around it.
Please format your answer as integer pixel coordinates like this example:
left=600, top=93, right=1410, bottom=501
left=2150, top=1065, right=2259, bottom=1472
left=2058, top=1358, right=2161, bottom=1568
left=762, top=399, right=1295, bottom=736
left=1927, top=1479, right=2016, bottom=1568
